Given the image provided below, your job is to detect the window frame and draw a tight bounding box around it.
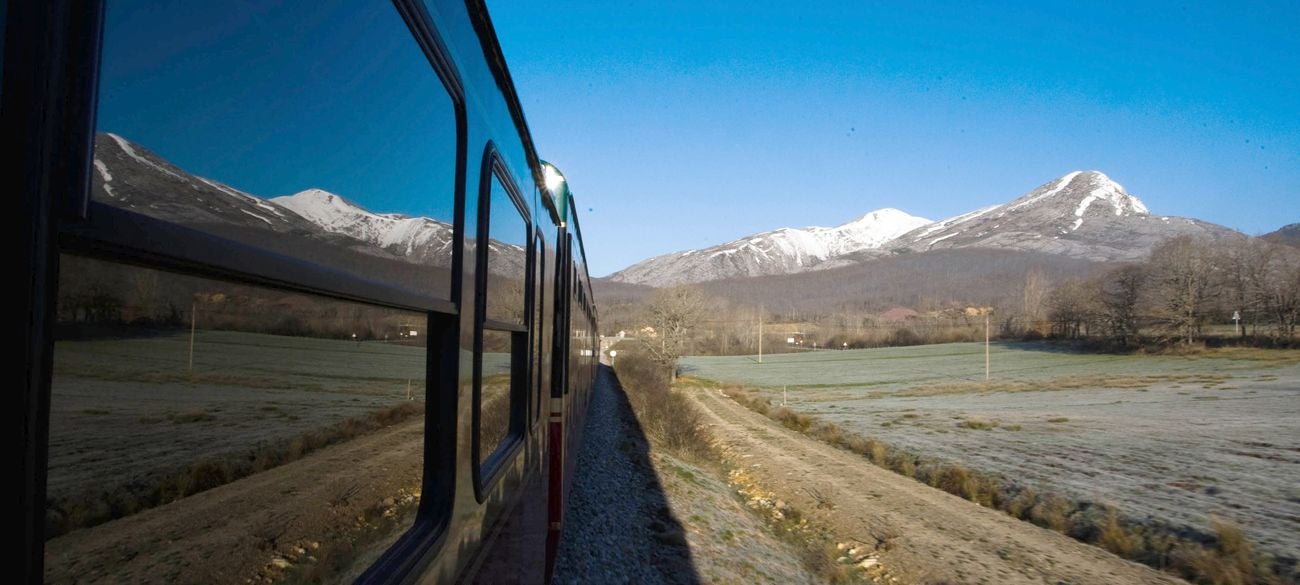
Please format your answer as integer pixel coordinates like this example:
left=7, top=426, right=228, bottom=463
left=532, top=231, right=546, bottom=430
left=471, top=144, right=532, bottom=500
left=21, top=1, right=469, bottom=583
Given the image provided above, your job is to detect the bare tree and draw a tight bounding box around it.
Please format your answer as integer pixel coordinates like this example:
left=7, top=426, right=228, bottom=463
left=1148, top=236, right=1220, bottom=344
left=1097, top=265, right=1146, bottom=346
left=1218, top=236, right=1263, bottom=336
left=1046, top=278, right=1097, bottom=338
left=1248, top=244, right=1300, bottom=339
left=639, top=285, right=710, bottom=381
left=1022, top=269, right=1048, bottom=318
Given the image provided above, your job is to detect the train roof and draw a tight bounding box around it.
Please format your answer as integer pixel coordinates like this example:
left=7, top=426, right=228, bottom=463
left=466, top=1, right=561, bottom=226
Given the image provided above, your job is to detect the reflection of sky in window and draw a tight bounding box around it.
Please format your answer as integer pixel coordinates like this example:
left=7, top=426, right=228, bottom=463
left=97, top=0, right=456, bottom=222
left=489, top=178, right=527, bottom=247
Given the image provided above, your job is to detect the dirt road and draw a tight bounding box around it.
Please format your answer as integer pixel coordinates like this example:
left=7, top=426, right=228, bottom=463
left=688, top=388, right=1187, bottom=585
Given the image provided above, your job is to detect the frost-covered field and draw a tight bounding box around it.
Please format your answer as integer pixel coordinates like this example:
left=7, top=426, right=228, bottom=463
left=48, top=330, right=429, bottom=502
left=682, top=342, right=1300, bottom=563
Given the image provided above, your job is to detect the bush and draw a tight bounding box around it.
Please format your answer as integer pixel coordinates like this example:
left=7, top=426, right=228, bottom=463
left=612, top=348, right=711, bottom=459
left=1029, top=494, right=1074, bottom=532
left=1002, top=486, right=1038, bottom=520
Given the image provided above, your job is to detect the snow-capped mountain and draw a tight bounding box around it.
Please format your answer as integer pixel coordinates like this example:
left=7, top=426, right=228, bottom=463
left=609, top=170, right=1241, bottom=287
left=272, top=189, right=455, bottom=267
left=891, top=170, right=1236, bottom=261
left=87, top=133, right=530, bottom=292
left=608, top=208, right=932, bottom=286
left=92, top=132, right=324, bottom=236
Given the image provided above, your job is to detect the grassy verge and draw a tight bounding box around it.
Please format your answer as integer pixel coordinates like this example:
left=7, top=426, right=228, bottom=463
left=45, top=401, right=423, bottom=539
left=714, top=382, right=1293, bottom=585
left=611, top=347, right=870, bottom=583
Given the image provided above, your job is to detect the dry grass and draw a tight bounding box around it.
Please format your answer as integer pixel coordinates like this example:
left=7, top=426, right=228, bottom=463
left=722, top=386, right=1293, bottom=585
left=873, top=372, right=1233, bottom=399
left=618, top=354, right=871, bottom=583
left=171, top=410, right=216, bottom=423
left=613, top=350, right=713, bottom=461
left=957, top=417, right=998, bottom=430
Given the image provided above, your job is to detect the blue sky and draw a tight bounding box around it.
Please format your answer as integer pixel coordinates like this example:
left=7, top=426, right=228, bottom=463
left=488, top=0, right=1300, bottom=276
left=97, top=1, right=458, bottom=222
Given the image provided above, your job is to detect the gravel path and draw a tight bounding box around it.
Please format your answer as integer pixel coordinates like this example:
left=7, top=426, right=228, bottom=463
left=553, top=366, right=700, bottom=584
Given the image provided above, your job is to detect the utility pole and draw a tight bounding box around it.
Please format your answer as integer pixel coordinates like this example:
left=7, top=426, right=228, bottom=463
left=985, top=310, right=990, bottom=381
left=757, top=307, right=763, bottom=364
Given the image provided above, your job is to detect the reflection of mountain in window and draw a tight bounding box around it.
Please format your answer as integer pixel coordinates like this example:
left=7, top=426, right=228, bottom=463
left=92, top=1, right=457, bottom=300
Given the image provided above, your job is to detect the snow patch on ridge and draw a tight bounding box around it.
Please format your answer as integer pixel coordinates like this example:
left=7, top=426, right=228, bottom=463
left=239, top=209, right=274, bottom=225
left=1007, top=171, right=1082, bottom=211
left=912, top=205, right=1000, bottom=239
left=107, top=133, right=189, bottom=183
left=94, top=158, right=116, bottom=198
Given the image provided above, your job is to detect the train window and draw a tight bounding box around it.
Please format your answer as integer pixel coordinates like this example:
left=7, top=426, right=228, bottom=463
left=45, top=254, right=427, bottom=582
left=475, top=171, right=529, bottom=470
left=93, top=1, right=458, bottom=301
left=484, top=184, right=528, bottom=327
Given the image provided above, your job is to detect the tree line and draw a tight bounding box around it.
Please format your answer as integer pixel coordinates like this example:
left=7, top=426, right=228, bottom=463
left=1045, top=235, right=1299, bottom=346
left=623, top=234, right=1299, bottom=378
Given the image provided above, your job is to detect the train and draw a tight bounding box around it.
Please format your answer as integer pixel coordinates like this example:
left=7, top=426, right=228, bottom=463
left=10, top=1, right=598, bottom=583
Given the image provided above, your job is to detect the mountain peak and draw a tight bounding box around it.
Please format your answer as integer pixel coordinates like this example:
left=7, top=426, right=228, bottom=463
left=276, top=187, right=355, bottom=208
left=272, top=188, right=373, bottom=225
left=1005, top=170, right=1149, bottom=219
left=843, top=207, right=927, bottom=226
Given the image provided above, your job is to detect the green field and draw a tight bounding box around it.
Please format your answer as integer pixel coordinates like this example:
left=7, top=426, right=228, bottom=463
left=682, top=342, right=1300, bottom=564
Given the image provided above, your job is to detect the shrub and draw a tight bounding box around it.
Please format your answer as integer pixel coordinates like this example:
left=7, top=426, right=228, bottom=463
left=612, top=348, right=711, bottom=460
left=888, top=452, right=916, bottom=478
left=936, top=464, right=979, bottom=501
left=1002, top=486, right=1038, bottom=520
left=1029, top=494, right=1074, bottom=532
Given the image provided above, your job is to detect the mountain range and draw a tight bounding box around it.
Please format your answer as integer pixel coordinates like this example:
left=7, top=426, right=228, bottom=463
left=89, top=132, right=525, bottom=289
left=1262, top=223, right=1300, bottom=249
left=608, top=170, right=1241, bottom=287
left=606, top=208, right=931, bottom=286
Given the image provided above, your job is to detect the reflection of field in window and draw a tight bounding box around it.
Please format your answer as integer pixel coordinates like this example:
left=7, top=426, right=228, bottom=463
left=45, top=255, right=427, bottom=583
left=479, top=330, right=514, bottom=465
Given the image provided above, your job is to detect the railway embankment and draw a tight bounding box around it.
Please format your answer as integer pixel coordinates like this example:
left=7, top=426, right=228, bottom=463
left=554, top=360, right=844, bottom=584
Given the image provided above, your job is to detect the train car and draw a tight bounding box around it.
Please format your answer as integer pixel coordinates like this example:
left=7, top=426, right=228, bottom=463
left=8, top=1, right=598, bottom=583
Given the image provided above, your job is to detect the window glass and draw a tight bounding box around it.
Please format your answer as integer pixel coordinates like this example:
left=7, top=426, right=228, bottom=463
left=45, top=254, right=426, bottom=583
left=477, top=173, right=528, bottom=468
left=478, top=329, right=514, bottom=465
left=93, top=1, right=457, bottom=300
left=484, top=177, right=528, bottom=325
